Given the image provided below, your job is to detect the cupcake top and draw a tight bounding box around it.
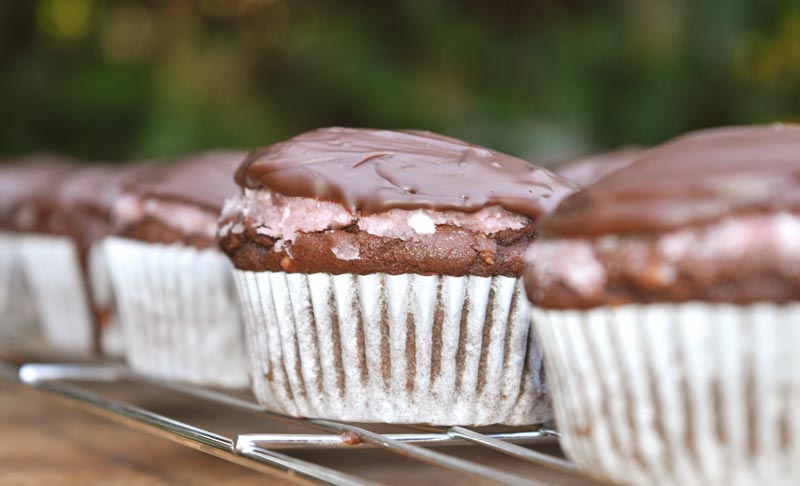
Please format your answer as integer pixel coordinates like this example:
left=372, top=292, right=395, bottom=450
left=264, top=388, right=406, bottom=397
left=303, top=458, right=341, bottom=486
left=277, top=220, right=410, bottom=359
left=543, top=124, right=800, bottom=237
left=113, top=151, right=245, bottom=248
left=525, top=123, right=800, bottom=308
left=128, top=151, right=243, bottom=212
left=554, top=147, right=642, bottom=187
left=15, top=165, right=146, bottom=248
left=0, top=154, right=74, bottom=230
left=219, top=127, right=577, bottom=276
left=235, top=127, right=574, bottom=218
left=56, top=166, right=142, bottom=216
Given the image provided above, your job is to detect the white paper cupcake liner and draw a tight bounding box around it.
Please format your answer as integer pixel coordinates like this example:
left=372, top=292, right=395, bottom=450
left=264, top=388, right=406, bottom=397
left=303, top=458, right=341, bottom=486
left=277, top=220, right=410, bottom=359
left=532, top=302, right=800, bottom=486
left=234, top=270, right=552, bottom=425
left=105, top=237, right=249, bottom=388
left=87, top=238, right=123, bottom=357
left=0, top=232, right=37, bottom=340
left=18, top=234, right=94, bottom=354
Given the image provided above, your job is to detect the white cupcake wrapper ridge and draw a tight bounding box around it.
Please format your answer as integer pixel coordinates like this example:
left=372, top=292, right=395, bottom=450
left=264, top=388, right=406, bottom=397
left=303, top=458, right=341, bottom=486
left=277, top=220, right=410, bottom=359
left=533, top=302, right=800, bottom=486
left=235, top=270, right=551, bottom=425
left=88, top=238, right=123, bottom=356
left=0, top=232, right=37, bottom=339
left=105, top=237, right=249, bottom=388
left=18, top=234, right=94, bottom=354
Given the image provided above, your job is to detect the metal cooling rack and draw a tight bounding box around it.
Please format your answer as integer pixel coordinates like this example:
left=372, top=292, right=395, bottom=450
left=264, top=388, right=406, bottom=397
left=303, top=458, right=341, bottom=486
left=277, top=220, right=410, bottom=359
left=0, top=359, right=590, bottom=486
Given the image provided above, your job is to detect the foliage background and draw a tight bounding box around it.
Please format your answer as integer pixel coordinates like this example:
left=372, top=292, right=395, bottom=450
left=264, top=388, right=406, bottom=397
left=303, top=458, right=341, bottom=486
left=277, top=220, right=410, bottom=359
left=1, top=0, right=799, bottom=165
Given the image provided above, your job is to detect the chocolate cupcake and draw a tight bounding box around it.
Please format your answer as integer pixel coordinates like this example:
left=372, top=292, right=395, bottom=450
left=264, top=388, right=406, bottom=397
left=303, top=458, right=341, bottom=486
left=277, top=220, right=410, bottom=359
left=0, top=156, right=72, bottom=341
left=15, top=165, right=141, bottom=355
left=218, top=127, right=577, bottom=424
left=554, top=147, right=642, bottom=186
left=525, top=124, right=800, bottom=485
left=105, top=151, right=249, bottom=388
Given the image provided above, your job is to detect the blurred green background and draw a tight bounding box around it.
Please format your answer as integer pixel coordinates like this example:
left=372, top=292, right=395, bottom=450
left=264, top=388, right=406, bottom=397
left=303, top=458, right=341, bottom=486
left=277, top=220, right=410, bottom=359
left=1, top=0, right=799, bottom=165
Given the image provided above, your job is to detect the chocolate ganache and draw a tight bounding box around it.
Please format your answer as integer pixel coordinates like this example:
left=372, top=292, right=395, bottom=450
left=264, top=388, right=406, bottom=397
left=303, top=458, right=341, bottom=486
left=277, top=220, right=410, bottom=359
left=555, top=147, right=642, bottom=187
left=0, top=154, right=74, bottom=230
left=57, top=166, right=145, bottom=217
left=15, top=166, right=150, bottom=248
left=235, top=127, right=577, bottom=218
left=542, top=124, right=800, bottom=237
left=129, top=150, right=245, bottom=212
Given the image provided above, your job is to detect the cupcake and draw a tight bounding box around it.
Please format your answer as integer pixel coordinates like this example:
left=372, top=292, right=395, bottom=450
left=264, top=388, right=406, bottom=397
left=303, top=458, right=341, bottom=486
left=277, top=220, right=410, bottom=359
left=0, top=156, right=71, bottom=341
left=105, top=151, right=249, bottom=388
left=218, top=127, right=577, bottom=425
left=15, top=165, right=141, bottom=355
left=525, top=124, right=800, bottom=485
left=554, top=147, right=642, bottom=186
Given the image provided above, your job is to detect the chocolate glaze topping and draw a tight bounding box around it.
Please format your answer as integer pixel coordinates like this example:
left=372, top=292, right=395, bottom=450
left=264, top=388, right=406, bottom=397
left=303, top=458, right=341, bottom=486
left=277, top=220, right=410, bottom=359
left=236, top=127, right=577, bottom=219
left=0, top=154, right=74, bottom=229
left=20, top=165, right=150, bottom=245
left=57, top=165, right=148, bottom=216
left=542, top=124, right=800, bottom=237
left=555, top=147, right=642, bottom=187
left=130, top=150, right=246, bottom=212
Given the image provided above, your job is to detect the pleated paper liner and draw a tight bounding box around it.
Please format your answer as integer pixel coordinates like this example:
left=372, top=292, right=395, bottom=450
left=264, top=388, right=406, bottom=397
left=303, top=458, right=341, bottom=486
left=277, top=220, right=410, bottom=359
left=0, top=232, right=37, bottom=341
left=234, top=270, right=552, bottom=426
left=105, top=237, right=249, bottom=388
left=533, top=302, right=800, bottom=486
left=18, top=234, right=94, bottom=355
left=88, top=239, right=124, bottom=356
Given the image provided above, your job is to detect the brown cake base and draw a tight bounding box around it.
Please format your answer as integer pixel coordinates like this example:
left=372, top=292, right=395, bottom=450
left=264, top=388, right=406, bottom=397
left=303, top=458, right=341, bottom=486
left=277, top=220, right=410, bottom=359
left=118, top=217, right=217, bottom=249
left=218, top=218, right=536, bottom=277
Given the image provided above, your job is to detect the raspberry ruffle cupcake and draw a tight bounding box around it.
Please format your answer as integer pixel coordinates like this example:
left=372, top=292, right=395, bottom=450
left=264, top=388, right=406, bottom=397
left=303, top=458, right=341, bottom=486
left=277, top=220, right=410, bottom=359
left=525, top=124, right=800, bottom=486
left=219, top=127, right=577, bottom=424
left=0, top=156, right=71, bottom=342
left=16, top=165, right=141, bottom=355
left=105, top=151, right=249, bottom=388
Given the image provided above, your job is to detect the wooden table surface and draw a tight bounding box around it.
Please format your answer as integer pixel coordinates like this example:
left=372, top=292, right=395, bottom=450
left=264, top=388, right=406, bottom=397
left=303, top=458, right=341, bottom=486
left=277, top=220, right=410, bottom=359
left=0, top=376, right=601, bottom=486
left=0, top=382, right=277, bottom=485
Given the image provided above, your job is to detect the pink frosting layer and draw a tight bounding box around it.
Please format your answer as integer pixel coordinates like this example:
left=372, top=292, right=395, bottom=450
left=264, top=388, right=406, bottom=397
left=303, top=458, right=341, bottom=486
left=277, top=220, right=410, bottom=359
left=114, top=194, right=219, bottom=239
left=219, top=189, right=531, bottom=243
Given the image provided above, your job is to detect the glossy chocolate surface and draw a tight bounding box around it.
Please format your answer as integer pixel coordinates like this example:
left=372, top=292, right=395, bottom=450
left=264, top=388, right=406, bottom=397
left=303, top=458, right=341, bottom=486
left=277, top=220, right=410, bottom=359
left=541, top=124, right=800, bottom=237
left=129, top=150, right=246, bottom=212
left=57, top=165, right=153, bottom=218
left=0, top=154, right=74, bottom=229
left=236, top=127, right=577, bottom=219
left=555, top=147, right=642, bottom=187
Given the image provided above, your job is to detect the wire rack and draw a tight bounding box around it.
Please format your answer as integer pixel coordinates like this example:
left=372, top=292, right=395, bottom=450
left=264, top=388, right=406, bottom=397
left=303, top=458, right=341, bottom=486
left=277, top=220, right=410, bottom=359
left=0, top=356, right=595, bottom=486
